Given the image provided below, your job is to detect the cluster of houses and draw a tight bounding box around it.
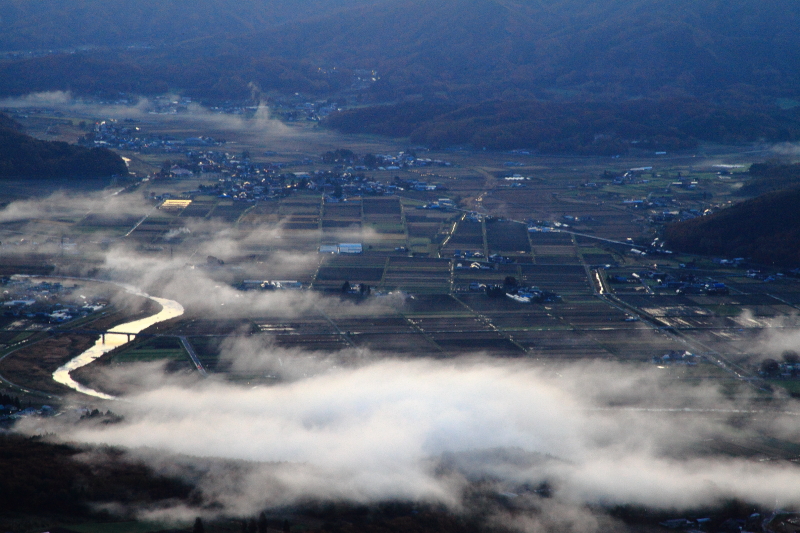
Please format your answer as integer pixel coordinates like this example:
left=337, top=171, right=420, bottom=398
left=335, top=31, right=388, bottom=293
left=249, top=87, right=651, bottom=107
left=0, top=404, right=55, bottom=424
left=82, top=119, right=225, bottom=153
left=0, top=278, right=106, bottom=323
left=271, top=99, right=341, bottom=122
left=480, top=276, right=560, bottom=303
left=453, top=250, right=485, bottom=260
left=239, top=280, right=304, bottom=291
left=164, top=161, right=446, bottom=204
left=652, top=350, right=699, bottom=365
left=419, top=198, right=455, bottom=210
left=326, top=150, right=452, bottom=172
left=498, top=285, right=560, bottom=303
left=319, top=243, right=363, bottom=254
left=607, top=270, right=730, bottom=295
left=456, top=261, right=492, bottom=271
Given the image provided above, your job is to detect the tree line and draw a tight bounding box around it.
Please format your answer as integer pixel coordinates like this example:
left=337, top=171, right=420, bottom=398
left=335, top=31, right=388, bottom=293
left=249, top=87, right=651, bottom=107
left=664, top=187, right=800, bottom=267
left=325, top=98, right=800, bottom=155
left=0, top=112, right=128, bottom=179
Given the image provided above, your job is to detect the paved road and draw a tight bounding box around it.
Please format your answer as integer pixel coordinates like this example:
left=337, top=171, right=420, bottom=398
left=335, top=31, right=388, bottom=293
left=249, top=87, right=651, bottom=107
left=179, top=336, right=208, bottom=376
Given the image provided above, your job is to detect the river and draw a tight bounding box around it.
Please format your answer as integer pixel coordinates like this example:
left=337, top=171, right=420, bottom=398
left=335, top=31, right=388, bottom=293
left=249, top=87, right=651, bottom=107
left=52, top=286, right=184, bottom=400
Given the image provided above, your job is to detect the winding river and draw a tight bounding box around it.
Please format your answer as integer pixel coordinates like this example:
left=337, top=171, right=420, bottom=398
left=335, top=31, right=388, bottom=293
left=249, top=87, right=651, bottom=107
left=52, top=285, right=184, bottom=400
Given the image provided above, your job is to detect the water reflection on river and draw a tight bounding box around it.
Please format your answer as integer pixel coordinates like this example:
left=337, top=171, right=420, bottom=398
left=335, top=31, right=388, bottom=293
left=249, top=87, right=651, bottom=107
left=53, top=292, right=184, bottom=400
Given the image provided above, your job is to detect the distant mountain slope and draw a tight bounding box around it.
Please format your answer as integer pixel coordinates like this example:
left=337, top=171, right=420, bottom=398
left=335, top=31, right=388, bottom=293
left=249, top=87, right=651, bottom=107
left=1, top=0, right=799, bottom=153
left=664, top=188, right=800, bottom=267
left=325, top=98, right=800, bottom=154
left=0, top=113, right=127, bottom=179
left=737, top=162, right=800, bottom=197
left=0, top=0, right=376, bottom=51
left=229, top=0, right=800, bottom=101
left=1, top=0, right=798, bottom=103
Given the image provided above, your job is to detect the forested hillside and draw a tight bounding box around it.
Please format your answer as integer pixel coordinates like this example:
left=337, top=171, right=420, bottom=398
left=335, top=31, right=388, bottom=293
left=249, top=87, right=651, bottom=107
left=0, top=0, right=372, bottom=50
left=326, top=98, right=800, bottom=154
left=1, top=0, right=799, bottom=152
left=2, top=0, right=798, bottom=103
left=0, top=113, right=128, bottom=179
left=737, top=162, right=800, bottom=196
left=664, top=187, right=800, bottom=267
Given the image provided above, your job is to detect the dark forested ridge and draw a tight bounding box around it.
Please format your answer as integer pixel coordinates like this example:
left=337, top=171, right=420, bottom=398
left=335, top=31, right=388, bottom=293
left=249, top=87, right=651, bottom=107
left=736, top=162, right=800, bottom=197
left=664, top=187, right=800, bottom=267
left=0, top=0, right=373, bottom=51
left=0, top=434, right=190, bottom=519
left=0, top=112, right=127, bottom=179
left=2, top=0, right=798, bottom=103
left=325, top=98, right=800, bottom=154
left=1, top=0, right=800, bottom=152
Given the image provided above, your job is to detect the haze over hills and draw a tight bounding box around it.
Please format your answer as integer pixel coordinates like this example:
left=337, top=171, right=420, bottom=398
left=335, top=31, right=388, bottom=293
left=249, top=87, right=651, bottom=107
left=1, top=0, right=799, bottom=153
left=0, top=0, right=374, bottom=51
left=236, top=0, right=800, bottom=102
left=2, top=0, right=798, bottom=102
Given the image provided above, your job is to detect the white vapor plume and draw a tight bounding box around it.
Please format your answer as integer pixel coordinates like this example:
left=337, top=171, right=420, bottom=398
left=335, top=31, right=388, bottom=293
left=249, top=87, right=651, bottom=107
left=21, top=358, right=800, bottom=521
left=0, top=190, right=152, bottom=223
left=0, top=91, right=294, bottom=141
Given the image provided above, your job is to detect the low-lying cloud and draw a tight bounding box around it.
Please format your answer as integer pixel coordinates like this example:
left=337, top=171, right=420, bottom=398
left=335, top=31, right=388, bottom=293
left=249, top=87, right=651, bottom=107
left=0, top=91, right=294, bottom=141
left=20, top=357, right=800, bottom=523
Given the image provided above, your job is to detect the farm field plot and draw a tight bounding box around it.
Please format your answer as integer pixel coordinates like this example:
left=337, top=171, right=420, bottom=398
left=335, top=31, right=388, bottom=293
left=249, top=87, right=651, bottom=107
left=687, top=293, right=787, bottom=306
left=271, top=333, right=352, bottom=352
left=363, top=197, right=402, bottom=216
left=162, top=319, right=257, bottom=336
left=432, top=332, right=523, bottom=354
left=79, top=213, right=143, bottom=230
left=329, top=316, right=414, bottom=335
left=407, top=222, right=441, bottom=240
left=725, top=279, right=800, bottom=301
left=185, top=336, right=226, bottom=371
left=470, top=309, right=562, bottom=330
left=529, top=232, right=573, bottom=246
left=520, top=264, right=591, bottom=295
left=553, top=302, right=634, bottom=327
left=324, top=203, right=362, bottom=218
left=411, top=315, right=493, bottom=334
left=179, top=200, right=217, bottom=218
left=321, top=219, right=360, bottom=229
left=512, top=329, right=614, bottom=359
left=584, top=328, right=681, bottom=359
left=486, top=221, right=531, bottom=254
left=110, top=340, right=188, bottom=364
left=657, top=315, right=737, bottom=329
left=483, top=186, right=565, bottom=220
left=582, top=252, right=618, bottom=266
left=255, top=317, right=336, bottom=335
left=315, top=266, right=384, bottom=283
left=534, top=255, right=582, bottom=265
left=382, top=257, right=451, bottom=293
left=351, top=332, right=438, bottom=353
left=314, top=255, right=387, bottom=289
left=402, top=294, right=465, bottom=314
left=453, top=270, right=510, bottom=289
left=238, top=202, right=280, bottom=225
left=532, top=245, right=577, bottom=256
left=321, top=201, right=360, bottom=229
left=207, top=201, right=253, bottom=223
left=444, top=219, right=483, bottom=249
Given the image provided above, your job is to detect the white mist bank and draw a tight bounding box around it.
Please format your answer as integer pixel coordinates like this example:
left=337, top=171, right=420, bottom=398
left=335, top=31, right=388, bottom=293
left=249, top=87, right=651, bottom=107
left=23, top=357, right=800, bottom=521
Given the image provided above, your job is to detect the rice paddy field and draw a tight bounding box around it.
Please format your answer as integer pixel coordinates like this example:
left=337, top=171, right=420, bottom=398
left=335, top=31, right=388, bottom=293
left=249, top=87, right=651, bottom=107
left=2, top=108, right=799, bottom=399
